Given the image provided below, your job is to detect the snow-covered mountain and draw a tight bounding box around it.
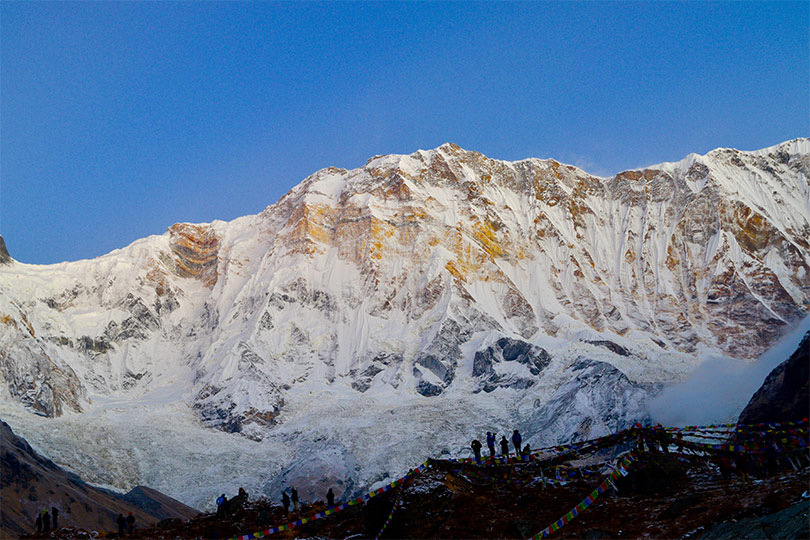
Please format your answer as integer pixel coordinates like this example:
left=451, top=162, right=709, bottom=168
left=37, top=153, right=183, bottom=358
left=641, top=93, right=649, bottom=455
left=1, top=139, right=808, bottom=508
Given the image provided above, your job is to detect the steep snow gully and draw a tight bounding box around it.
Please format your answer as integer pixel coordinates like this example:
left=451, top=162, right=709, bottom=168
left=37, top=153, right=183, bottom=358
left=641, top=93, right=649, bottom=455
left=1, top=139, right=808, bottom=510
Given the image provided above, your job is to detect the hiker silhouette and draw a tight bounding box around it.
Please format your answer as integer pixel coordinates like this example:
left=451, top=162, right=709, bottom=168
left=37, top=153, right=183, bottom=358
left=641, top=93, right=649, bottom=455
left=216, top=494, right=227, bottom=516
left=471, top=439, right=483, bottom=463
left=486, top=432, right=496, bottom=458
left=231, top=487, right=249, bottom=512
left=512, top=429, right=522, bottom=458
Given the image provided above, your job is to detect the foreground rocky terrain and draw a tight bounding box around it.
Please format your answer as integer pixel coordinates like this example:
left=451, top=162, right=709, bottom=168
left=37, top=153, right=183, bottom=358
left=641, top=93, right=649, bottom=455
left=18, top=428, right=806, bottom=540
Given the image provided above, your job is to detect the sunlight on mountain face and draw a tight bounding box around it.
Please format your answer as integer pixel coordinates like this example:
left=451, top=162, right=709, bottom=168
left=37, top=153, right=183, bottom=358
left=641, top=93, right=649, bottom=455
left=0, top=140, right=807, bottom=508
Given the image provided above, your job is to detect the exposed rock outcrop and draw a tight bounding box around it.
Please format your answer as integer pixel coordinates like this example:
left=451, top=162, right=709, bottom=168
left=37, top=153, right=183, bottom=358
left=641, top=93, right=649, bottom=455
left=526, top=359, right=656, bottom=445
left=701, top=500, right=810, bottom=540
left=168, top=223, right=220, bottom=287
left=0, top=298, right=86, bottom=417
left=472, top=337, right=551, bottom=392
left=737, top=331, right=810, bottom=425
left=0, top=236, right=11, bottom=265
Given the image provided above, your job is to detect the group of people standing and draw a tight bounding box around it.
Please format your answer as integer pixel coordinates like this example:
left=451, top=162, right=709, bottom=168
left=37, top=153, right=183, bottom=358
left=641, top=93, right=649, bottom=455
left=213, top=485, right=337, bottom=522
left=216, top=487, right=250, bottom=517
left=115, top=512, right=136, bottom=536
left=280, top=487, right=299, bottom=514
left=280, top=486, right=335, bottom=515
left=34, top=508, right=58, bottom=534
left=36, top=508, right=133, bottom=537
left=470, top=429, right=532, bottom=464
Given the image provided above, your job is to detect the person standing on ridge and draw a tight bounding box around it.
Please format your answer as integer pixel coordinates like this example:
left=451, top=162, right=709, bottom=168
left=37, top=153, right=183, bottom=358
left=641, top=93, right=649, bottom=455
left=291, top=487, right=299, bottom=512
left=500, top=435, right=510, bottom=460
left=116, top=513, right=126, bottom=536
left=42, top=509, right=51, bottom=533
left=231, top=487, right=248, bottom=512
left=51, top=507, right=59, bottom=529
left=282, top=491, right=290, bottom=514
left=512, top=429, right=522, bottom=460
left=326, top=487, right=335, bottom=508
left=35, top=513, right=42, bottom=533
left=126, top=512, right=135, bottom=533
left=216, top=494, right=227, bottom=516
left=486, top=432, right=496, bottom=459
left=471, top=439, right=483, bottom=464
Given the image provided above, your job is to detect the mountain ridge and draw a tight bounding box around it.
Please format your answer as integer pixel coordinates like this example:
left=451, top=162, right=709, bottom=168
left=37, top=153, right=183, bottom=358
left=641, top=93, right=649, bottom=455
left=1, top=139, right=808, bottom=422
left=7, top=138, right=808, bottom=265
left=0, top=139, right=807, bottom=508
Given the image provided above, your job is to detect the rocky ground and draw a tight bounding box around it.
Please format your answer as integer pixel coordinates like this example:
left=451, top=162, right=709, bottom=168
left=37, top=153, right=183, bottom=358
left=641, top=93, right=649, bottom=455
left=19, top=445, right=808, bottom=540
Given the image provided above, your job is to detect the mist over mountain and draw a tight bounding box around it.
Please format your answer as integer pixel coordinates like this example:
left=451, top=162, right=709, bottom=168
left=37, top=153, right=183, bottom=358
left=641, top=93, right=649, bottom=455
left=0, top=140, right=807, bottom=509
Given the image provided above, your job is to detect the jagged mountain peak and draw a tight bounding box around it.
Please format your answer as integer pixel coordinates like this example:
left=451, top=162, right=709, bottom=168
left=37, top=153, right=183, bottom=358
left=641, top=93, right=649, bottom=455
left=743, top=137, right=810, bottom=158
left=0, top=235, right=12, bottom=265
left=273, top=142, right=601, bottom=236
left=277, top=139, right=809, bottom=244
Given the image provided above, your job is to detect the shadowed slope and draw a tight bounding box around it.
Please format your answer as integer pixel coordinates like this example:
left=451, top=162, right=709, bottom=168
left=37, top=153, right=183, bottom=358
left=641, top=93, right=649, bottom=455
left=738, top=331, right=810, bottom=425
left=0, top=419, right=197, bottom=539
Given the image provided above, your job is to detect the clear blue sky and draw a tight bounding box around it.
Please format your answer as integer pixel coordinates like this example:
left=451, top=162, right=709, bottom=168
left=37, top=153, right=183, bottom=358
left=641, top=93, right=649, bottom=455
left=2, top=1, right=807, bottom=264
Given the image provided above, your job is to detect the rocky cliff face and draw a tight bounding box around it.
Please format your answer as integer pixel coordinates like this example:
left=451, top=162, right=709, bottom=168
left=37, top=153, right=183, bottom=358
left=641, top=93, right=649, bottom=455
left=0, top=294, right=86, bottom=418
left=0, top=236, right=11, bottom=265
left=737, top=331, right=810, bottom=425
left=525, top=358, right=657, bottom=447
left=0, top=140, right=808, bottom=442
